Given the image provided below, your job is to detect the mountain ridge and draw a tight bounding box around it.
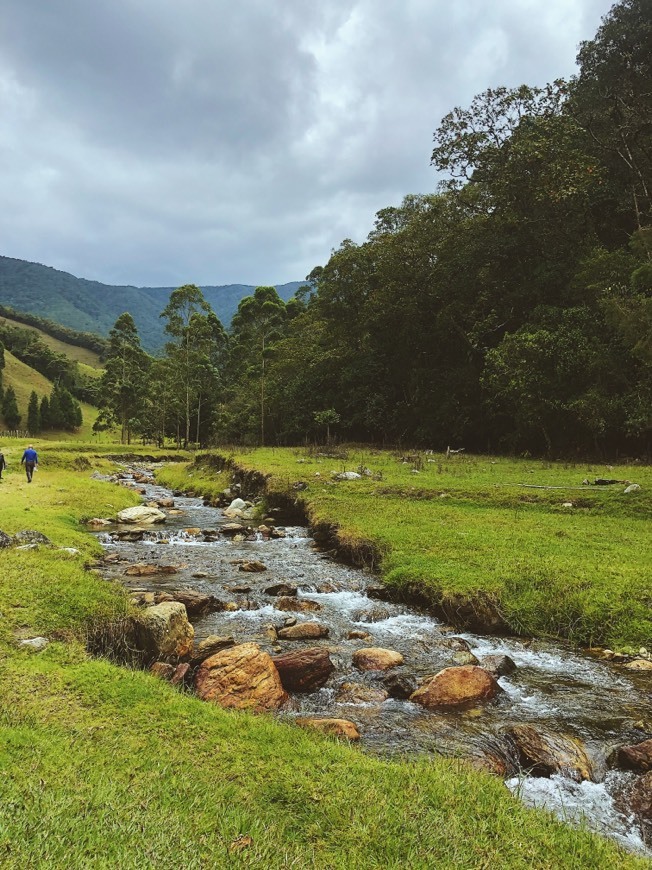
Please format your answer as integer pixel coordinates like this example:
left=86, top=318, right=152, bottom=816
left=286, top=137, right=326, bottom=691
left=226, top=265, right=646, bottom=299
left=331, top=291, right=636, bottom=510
left=0, top=255, right=304, bottom=350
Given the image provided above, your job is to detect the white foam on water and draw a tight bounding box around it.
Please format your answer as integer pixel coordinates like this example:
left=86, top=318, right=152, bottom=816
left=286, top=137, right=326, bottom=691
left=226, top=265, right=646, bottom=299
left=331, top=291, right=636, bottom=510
left=498, top=678, right=559, bottom=716
left=302, top=590, right=371, bottom=614
left=359, top=612, right=439, bottom=638
left=219, top=604, right=279, bottom=621
left=506, top=773, right=649, bottom=856
left=461, top=635, right=629, bottom=690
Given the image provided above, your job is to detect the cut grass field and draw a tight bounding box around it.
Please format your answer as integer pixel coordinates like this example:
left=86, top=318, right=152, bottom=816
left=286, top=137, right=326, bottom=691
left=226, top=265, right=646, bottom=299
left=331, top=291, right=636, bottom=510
left=157, top=448, right=652, bottom=649
left=2, top=350, right=100, bottom=439
left=0, top=443, right=645, bottom=868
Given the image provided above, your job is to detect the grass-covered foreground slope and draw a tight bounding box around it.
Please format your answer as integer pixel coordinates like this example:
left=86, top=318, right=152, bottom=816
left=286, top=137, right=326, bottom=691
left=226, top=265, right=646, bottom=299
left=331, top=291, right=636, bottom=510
left=158, top=449, right=652, bottom=649
left=0, top=445, right=644, bottom=868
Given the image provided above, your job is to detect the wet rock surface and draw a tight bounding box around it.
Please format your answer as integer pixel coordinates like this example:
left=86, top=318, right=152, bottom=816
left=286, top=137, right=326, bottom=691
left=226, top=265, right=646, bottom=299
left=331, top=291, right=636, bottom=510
left=93, top=465, right=652, bottom=855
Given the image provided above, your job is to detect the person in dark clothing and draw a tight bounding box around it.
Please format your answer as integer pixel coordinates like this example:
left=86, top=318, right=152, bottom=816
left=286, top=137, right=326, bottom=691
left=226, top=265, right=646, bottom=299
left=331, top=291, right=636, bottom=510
left=0, top=450, right=6, bottom=480
left=21, top=445, right=38, bottom=482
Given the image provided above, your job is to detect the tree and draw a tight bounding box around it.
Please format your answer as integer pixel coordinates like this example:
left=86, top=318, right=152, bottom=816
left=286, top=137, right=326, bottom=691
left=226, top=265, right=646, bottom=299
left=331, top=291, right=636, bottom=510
left=39, top=395, right=50, bottom=430
left=313, top=409, right=340, bottom=444
left=572, top=0, right=652, bottom=241
left=27, top=391, right=40, bottom=433
left=100, top=313, right=150, bottom=443
left=160, top=285, right=226, bottom=448
left=230, top=286, right=287, bottom=445
left=2, top=386, right=20, bottom=430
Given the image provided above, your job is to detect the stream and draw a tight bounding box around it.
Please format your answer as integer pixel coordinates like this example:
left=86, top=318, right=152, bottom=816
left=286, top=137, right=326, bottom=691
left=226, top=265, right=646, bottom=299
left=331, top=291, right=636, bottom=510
left=94, top=464, right=652, bottom=857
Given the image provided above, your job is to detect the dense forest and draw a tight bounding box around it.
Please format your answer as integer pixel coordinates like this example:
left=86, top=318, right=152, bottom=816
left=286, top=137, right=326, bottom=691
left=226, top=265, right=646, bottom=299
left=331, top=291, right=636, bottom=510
left=99, top=0, right=651, bottom=455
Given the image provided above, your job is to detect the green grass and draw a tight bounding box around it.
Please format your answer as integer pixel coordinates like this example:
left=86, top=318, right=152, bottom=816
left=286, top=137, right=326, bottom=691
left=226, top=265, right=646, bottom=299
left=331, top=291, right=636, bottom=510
left=162, top=448, right=652, bottom=649
left=0, top=442, right=645, bottom=867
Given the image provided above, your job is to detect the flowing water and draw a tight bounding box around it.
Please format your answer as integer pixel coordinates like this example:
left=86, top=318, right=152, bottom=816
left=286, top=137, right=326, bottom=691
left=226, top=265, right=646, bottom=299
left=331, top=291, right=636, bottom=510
left=95, top=466, right=652, bottom=856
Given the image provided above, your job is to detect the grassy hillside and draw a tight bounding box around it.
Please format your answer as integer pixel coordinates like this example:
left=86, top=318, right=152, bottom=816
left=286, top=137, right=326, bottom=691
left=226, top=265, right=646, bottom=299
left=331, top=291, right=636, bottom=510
left=0, top=315, right=103, bottom=369
left=0, top=444, right=642, bottom=869
left=2, top=351, right=99, bottom=439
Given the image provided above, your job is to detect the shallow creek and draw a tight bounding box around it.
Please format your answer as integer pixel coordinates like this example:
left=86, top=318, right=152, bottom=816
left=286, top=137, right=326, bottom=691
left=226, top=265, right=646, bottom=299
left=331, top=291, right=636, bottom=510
left=95, top=468, right=652, bottom=856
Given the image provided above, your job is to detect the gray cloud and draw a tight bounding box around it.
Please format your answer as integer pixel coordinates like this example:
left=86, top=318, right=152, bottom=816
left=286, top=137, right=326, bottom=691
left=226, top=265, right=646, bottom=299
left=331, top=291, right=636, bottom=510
left=0, top=0, right=614, bottom=287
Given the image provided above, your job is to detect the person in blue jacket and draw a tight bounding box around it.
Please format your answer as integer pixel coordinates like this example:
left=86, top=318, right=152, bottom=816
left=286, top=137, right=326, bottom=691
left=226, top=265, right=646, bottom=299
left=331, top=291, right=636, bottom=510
left=21, top=445, right=38, bottom=482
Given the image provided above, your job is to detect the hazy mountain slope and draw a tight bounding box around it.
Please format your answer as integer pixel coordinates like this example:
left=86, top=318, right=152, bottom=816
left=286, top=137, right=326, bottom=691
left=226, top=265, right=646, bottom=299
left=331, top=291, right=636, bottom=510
left=0, top=256, right=303, bottom=350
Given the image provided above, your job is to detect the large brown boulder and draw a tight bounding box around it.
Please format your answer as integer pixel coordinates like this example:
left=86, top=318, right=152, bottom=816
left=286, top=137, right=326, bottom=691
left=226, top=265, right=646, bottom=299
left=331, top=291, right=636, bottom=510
left=618, top=738, right=652, bottom=772
left=271, top=647, right=334, bottom=692
left=277, top=622, right=329, bottom=640
left=506, top=724, right=594, bottom=782
left=135, top=602, right=194, bottom=661
left=296, top=718, right=361, bottom=740
left=352, top=647, right=404, bottom=671
left=410, top=666, right=499, bottom=709
left=195, top=643, right=288, bottom=712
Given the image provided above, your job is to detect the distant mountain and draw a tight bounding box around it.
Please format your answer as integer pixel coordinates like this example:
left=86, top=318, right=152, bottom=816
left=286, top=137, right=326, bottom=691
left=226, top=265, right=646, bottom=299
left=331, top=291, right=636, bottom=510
left=0, top=256, right=304, bottom=350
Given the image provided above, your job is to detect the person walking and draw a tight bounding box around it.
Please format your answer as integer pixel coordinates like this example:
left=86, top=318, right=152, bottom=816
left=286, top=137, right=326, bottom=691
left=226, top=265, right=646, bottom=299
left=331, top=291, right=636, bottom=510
left=0, top=449, right=6, bottom=481
left=21, top=444, right=38, bottom=483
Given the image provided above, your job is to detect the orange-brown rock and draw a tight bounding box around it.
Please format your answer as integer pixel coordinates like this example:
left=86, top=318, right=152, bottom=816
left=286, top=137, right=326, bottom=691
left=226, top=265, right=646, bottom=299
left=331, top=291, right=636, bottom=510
left=238, top=560, right=267, bottom=573
left=618, top=738, right=652, bottom=772
left=625, top=658, right=652, bottom=671
left=195, top=642, right=288, bottom=712
left=296, top=717, right=360, bottom=740
left=277, top=622, right=329, bottom=640
left=275, top=596, right=321, bottom=613
left=125, top=563, right=179, bottom=576
left=352, top=647, right=403, bottom=671
left=150, top=661, right=175, bottom=680
left=506, top=724, right=594, bottom=782
left=271, top=647, right=334, bottom=692
left=410, top=666, right=499, bottom=709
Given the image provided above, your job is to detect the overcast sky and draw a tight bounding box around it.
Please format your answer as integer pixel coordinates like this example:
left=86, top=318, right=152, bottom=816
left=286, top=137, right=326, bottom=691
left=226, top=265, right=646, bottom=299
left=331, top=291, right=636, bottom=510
left=0, top=0, right=614, bottom=288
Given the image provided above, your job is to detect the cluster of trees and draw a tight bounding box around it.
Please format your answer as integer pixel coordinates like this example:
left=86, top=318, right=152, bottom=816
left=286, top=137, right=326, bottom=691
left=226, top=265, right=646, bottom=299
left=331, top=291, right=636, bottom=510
left=26, top=385, right=83, bottom=433
left=100, top=0, right=651, bottom=455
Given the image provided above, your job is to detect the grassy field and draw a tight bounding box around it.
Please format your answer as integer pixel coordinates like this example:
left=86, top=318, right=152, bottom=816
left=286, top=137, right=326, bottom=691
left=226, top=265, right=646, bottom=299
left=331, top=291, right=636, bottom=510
left=0, top=443, right=645, bottom=868
left=0, top=314, right=103, bottom=368
left=157, top=448, right=652, bottom=649
left=2, top=350, right=100, bottom=439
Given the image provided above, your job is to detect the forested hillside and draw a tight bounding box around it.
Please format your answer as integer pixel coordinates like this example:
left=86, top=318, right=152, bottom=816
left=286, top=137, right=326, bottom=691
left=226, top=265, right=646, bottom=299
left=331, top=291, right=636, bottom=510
left=0, top=256, right=301, bottom=350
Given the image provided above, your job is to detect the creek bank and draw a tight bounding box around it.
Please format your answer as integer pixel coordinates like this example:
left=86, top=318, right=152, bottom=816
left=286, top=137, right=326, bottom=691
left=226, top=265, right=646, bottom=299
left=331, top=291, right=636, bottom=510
left=183, top=454, right=514, bottom=636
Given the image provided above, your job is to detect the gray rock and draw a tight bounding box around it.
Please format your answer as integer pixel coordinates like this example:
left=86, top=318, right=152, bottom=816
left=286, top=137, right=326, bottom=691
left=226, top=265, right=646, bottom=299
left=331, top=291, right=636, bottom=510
left=0, top=531, right=12, bottom=548
left=13, top=530, right=52, bottom=546
left=481, top=654, right=517, bottom=677
left=20, top=636, right=49, bottom=651
left=116, top=506, right=166, bottom=525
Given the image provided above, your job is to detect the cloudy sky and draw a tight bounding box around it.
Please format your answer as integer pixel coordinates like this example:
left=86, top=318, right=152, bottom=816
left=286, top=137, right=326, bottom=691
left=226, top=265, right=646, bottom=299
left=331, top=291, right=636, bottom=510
left=0, top=0, right=614, bottom=288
